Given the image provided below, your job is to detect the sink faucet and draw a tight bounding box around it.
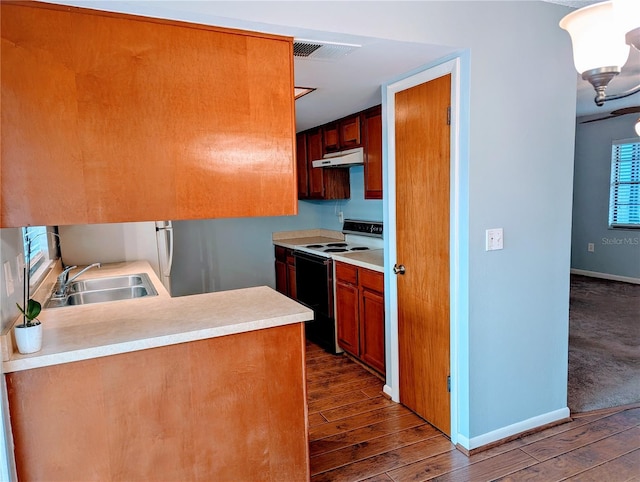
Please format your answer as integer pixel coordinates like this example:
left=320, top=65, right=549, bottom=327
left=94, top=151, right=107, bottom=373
left=54, top=263, right=101, bottom=297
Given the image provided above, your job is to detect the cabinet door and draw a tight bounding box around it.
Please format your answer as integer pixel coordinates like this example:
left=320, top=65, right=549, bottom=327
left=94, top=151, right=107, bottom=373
left=359, top=269, right=385, bottom=374
left=322, top=123, right=340, bottom=153
left=296, top=132, right=309, bottom=199
left=275, top=247, right=288, bottom=295
left=340, top=114, right=361, bottom=149
left=1, top=2, right=296, bottom=227
left=306, top=128, right=325, bottom=199
left=364, top=106, right=383, bottom=199
left=336, top=280, right=359, bottom=356
left=287, top=253, right=297, bottom=300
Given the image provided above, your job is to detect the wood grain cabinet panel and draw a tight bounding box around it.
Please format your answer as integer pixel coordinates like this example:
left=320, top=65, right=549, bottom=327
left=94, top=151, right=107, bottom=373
left=336, top=263, right=360, bottom=354
left=322, top=114, right=361, bottom=154
left=364, top=105, right=383, bottom=199
left=297, top=127, right=350, bottom=200
left=335, top=261, right=385, bottom=375
left=6, top=324, right=309, bottom=480
left=275, top=245, right=297, bottom=299
left=1, top=2, right=296, bottom=227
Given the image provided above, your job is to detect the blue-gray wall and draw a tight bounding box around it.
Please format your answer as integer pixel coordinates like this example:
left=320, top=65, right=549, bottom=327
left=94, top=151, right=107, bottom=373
left=0, top=228, right=24, bottom=334
left=571, top=114, right=640, bottom=280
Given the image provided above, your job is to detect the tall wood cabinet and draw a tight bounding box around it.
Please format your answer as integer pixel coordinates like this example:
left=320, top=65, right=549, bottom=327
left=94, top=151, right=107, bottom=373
left=1, top=2, right=296, bottom=227
left=363, top=106, right=383, bottom=199
left=335, top=261, right=385, bottom=375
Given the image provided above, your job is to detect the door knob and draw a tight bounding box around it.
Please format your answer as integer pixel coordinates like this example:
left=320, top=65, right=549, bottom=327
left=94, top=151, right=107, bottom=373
left=393, top=264, right=406, bottom=275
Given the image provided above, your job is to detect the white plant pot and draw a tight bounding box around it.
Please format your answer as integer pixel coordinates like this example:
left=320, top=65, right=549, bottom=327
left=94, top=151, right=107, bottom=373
left=14, top=322, right=43, bottom=354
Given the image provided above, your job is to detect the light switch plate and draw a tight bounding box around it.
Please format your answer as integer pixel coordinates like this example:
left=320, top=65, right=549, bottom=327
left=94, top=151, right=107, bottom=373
left=4, top=261, right=14, bottom=296
left=486, top=228, right=504, bottom=251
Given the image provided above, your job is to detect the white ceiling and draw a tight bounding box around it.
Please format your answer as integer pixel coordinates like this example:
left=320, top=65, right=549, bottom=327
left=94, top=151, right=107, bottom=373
left=45, top=0, right=640, bottom=129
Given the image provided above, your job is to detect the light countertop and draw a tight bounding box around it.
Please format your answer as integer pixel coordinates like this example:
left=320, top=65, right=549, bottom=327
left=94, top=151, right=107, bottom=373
left=332, top=249, right=384, bottom=273
left=3, top=261, right=313, bottom=373
left=273, top=229, right=384, bottom=272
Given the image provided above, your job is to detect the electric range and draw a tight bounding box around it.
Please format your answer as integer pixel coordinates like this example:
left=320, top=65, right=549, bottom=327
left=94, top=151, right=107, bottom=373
left=292, top=220, right=383, bottom=353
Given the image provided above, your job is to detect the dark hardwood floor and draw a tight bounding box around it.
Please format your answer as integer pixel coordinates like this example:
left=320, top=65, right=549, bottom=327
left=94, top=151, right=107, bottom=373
left=306, top=342, right=640, bottom=481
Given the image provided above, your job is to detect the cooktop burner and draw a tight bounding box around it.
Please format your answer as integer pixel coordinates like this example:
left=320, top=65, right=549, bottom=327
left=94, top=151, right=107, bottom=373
left=324, top=248, right=348, bottom=253
left=326, top=243, right=348, bottom=247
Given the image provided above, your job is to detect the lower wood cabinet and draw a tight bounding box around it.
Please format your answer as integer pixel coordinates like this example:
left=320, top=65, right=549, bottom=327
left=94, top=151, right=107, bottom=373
left=335, top=261, right=385, bottom=374
left=275, top=245, right=296, bottom=299
left=5, top=324, right=309, bottom=480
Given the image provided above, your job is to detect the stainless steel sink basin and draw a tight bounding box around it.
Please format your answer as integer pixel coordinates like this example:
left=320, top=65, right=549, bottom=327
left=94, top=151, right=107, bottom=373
left=66, top=286, right=152, bottom=305
left=68, top=274, right=147, bottom=293
left=46, top=273, right=158, bottom=308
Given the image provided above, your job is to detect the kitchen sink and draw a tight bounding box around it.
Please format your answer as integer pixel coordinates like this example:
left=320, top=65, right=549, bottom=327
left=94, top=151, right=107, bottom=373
left=68, top=274, right=147, bottom=293
left=46, top=273, right=158, bottom=308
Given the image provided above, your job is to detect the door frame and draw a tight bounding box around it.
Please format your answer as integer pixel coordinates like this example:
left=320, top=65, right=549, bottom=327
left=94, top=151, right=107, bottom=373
left=382, top=55, right=468, bottom=445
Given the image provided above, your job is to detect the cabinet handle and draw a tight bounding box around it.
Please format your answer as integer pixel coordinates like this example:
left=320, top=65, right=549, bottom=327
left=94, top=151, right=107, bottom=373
left=393, top=264, right=405, bottom=275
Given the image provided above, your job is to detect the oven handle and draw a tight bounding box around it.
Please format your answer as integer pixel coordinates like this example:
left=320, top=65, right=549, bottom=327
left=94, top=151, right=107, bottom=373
left=292, top=250, right=332, bottom=265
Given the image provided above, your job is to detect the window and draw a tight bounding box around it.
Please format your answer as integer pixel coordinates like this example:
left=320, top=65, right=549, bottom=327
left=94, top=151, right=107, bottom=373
left=22, top=226, right=53, bottom=286
left=609, top=138, right=640, bottom=228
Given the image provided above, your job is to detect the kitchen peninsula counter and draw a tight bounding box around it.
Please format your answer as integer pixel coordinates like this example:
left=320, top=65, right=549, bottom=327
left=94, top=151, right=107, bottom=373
left=333, top=248, right=384, bottom=272
left=3, top=260, right=313, bottom=372
left=4, top=260, right=312, bottom=480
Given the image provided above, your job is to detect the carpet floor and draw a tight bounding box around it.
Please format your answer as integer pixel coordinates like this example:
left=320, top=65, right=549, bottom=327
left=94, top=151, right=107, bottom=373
left=568, top=274, right=640, bottom=413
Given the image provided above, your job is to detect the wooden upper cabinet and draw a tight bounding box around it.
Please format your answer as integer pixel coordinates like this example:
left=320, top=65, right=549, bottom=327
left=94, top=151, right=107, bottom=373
left=363, top=106, right=383, bottom=199
left=297, top=127, right=349, bottom=200
left=296, top=133, right=310, bottom=199
left=0, top=2, right=296, bottom=227
left=322, top=114, right=361, bottom=154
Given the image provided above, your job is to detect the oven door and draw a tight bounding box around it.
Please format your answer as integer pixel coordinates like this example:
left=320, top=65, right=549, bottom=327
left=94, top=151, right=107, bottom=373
left=293, top=250, right=336, bottom=353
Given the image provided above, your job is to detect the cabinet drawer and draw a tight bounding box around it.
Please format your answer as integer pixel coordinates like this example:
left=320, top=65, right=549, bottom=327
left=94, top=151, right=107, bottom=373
left=335, top=262, right=358, bottom=285
left=359, top=268, right=384, bottom=293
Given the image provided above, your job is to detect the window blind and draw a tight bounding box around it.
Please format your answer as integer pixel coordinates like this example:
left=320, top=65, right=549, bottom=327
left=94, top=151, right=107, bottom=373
left=22, top=226, right=48, bottom=276
left=609, top=138, right=640, bottom=228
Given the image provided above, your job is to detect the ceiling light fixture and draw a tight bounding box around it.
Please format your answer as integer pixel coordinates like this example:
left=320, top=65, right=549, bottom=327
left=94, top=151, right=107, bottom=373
left=560, top=0, right=640, bottom=107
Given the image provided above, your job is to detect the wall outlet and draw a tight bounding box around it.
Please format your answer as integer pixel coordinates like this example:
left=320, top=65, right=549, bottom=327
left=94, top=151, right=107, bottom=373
left=485, top=228, right=503, bottom=251
left=4, top=261, right=14, bottom=296
left=338, top=211, right=344, bottom=223
left=588, top=243, right=595, bottom=252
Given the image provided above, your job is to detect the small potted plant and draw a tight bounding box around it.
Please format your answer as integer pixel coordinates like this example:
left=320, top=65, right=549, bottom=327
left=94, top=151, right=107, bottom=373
left=14, top=232, right=44, bottom=354
left=15, top=299, right=42, bottom=354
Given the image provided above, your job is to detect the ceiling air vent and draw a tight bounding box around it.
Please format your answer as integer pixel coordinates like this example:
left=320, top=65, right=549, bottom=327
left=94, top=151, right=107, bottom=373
left=293, top=39, right=360, bottom=61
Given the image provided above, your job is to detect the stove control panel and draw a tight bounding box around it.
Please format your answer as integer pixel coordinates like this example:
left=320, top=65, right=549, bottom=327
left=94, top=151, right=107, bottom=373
left=343, top=219, right=383, bottom=238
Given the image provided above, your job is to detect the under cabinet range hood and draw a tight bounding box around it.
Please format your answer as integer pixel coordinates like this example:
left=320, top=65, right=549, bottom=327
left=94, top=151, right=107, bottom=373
left=312, top=147, right=364, bottom=168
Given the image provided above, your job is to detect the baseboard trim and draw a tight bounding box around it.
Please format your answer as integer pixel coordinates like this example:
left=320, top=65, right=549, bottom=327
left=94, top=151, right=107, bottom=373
left=570, top=269, right=640, bottom=284
left=456, top=407, right=570, bottom=451
left=383, top=384, right=393, bottom=399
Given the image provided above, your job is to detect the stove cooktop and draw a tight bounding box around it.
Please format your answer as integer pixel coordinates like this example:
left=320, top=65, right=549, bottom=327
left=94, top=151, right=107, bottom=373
left=302, top=242, right=372, bottom=255
left=293, top=219, right=384, bottom=258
